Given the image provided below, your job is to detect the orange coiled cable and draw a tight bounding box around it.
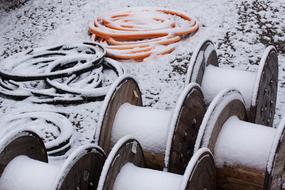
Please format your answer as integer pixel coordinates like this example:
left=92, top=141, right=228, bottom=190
left=89, top=7, right=199, bottom=60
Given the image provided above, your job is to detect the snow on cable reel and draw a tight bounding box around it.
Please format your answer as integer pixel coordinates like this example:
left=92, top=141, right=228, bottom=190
left=0, top=129, right=106, bottom=190
left=0, top=111, right=74, bottom=156
left=186, top=39, right=278, bottom=127
left=194, top=88, right=285, bottom=190
left=97, top=136, right=216, bottom=190
left=96, top=75, right=206, bottom=174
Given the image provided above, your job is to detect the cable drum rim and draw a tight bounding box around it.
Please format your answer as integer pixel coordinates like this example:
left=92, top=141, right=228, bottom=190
left=53, top=144, right=106, bottom=190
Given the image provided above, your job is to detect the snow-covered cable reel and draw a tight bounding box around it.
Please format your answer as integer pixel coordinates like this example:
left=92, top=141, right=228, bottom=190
left=194, top=88, right=285, bottom=190
left=0, top=111, right=74, bottom=156
left=186, top=39, right=278, bottom=127
left=97, top=136, right=216, bottom=190
left=96, top=76, right=206, bottom=174
left=0, top=42, right=124, bottom=104
left=0, top=129, right=106, bottom=190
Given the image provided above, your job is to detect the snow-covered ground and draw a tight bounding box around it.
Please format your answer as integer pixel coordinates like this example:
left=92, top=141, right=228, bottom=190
left=0, top=0, right=284, bottom=163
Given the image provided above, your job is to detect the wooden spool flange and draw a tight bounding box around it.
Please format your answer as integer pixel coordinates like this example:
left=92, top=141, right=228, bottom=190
left=186, top=39, right=278, bottom=127
left=194, top=88, right=285, bottom=190
left=97, top=137, right=145, bottom=190
left=54, top=144, right=106, bottom=190
left=96, top=76, right=143, bottom=154
left=97, top=136, right=216, bottom=190
left=0, top=129, right=48, bottom=177
left=0, top=129, right=106, bottom=190
left=96, top=75, right=206, bottom=174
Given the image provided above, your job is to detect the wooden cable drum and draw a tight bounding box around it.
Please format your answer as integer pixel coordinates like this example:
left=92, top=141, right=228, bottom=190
left=0, top=42, right=125, bottom=104
left=194, top=88, right=285, bottom=190
left=0, top=129, right=106, bottom=190
left=96, top=75, right=206, bottom=174
left=97, top=136, right=216, bottom=190
left=0, top=111, right=74, bottom=156
left=89, top=7, right=199, bottom=60
left=186, top=39, right=278, bottom=127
